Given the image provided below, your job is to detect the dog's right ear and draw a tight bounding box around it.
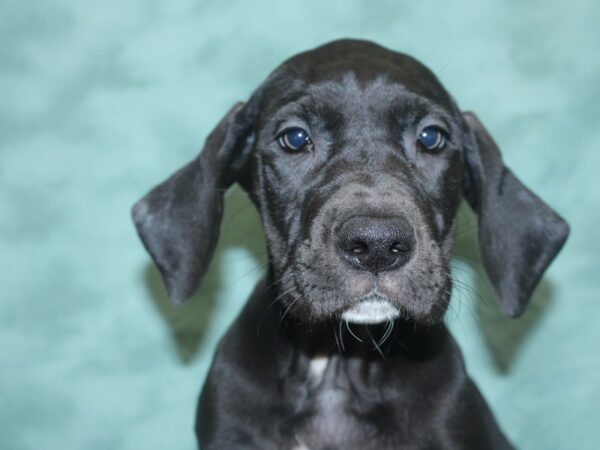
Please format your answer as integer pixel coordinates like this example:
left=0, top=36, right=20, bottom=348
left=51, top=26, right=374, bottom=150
left=132, top=102, right=256, bottom=304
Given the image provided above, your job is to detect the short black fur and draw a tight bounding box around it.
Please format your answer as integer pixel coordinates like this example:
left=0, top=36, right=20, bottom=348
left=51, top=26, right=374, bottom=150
left=132, top=39, right=569, bottom=449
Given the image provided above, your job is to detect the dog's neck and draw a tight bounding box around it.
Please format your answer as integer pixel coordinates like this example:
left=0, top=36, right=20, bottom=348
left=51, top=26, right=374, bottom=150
left=251, top=274, right=450, bottom=363
left=283, top=315, right=448, bottom=362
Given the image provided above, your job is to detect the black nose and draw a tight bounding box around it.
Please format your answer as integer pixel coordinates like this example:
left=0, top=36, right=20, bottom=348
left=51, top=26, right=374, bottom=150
left=336, top=216, right=414, bottom=273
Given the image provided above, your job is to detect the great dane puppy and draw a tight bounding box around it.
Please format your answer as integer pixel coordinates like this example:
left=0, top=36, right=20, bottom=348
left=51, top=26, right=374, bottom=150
left=132, top=39, right=569, bottom=449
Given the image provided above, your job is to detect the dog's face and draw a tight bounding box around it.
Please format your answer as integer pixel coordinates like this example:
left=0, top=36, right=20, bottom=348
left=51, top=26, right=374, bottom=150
left=252, top=55, right=465, bottom=324
left=133, top=40, right=568, bottom=326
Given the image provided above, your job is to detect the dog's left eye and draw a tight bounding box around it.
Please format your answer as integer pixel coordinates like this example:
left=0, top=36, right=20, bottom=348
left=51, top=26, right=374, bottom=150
left=278, top=128, right=312, bottom=152
left=418, top=126, right=447, bottom=152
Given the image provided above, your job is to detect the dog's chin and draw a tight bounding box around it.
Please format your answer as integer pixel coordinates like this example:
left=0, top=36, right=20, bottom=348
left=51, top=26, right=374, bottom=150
left=288, top=295, right=447, bottom=327
left=341, top=293, right=401, bottom=324
left=339, top=294, right=447, bottom=326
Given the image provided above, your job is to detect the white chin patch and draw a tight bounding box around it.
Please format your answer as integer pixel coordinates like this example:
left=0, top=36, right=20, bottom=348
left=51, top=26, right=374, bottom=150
left=341, top=295, right=400, bottom=324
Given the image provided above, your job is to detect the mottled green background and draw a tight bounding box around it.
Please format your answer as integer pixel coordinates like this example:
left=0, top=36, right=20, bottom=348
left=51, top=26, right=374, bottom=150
left=1, top=0, right=599, bottom=449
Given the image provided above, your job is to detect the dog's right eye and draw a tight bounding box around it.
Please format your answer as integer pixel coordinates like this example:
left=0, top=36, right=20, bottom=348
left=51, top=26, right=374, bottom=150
left=277, top=128, right=312, bottom=152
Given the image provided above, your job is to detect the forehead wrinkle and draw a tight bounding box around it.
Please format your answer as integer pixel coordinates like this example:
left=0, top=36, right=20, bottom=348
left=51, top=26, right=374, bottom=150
left=288, top=76, right=393, bottom=146
left=307, top=74, right=402, bottom=107
left=266, top=93, right=311, bottom=123
left=265, top=73, right=455, bottom=134
left=390, top=97, right=456, bottom=131
left=304, top=75, right=457, bottom=132
left=265, top=91, right=344, bottom=135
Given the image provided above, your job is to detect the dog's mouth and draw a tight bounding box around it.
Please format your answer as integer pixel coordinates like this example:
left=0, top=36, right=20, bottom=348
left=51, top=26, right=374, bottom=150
left=341, top=293, right=400, bottom=324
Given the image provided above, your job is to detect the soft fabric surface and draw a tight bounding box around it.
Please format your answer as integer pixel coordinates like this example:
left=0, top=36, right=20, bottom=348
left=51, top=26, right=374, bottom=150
left=1, top=1, right=598, bottom=449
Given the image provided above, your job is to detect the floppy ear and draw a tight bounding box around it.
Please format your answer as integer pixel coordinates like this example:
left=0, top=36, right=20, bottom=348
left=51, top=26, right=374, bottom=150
left=462, top=112, right=569, bottom=318
left=132, top=102, right=256, bottom=304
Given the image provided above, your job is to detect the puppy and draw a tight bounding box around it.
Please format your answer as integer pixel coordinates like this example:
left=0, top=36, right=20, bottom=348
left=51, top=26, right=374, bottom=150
left=133, top=39, right=569, bottom=449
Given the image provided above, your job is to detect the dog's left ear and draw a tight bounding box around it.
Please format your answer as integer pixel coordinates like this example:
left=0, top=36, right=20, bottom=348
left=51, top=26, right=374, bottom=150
left=462, top=112, right=569, bottom=318
left=132, top=101, right=257, bottom=304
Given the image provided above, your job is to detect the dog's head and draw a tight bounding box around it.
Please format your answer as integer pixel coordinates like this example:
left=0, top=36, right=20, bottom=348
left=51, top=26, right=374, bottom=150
left=133, top=40, right=568, bottom=326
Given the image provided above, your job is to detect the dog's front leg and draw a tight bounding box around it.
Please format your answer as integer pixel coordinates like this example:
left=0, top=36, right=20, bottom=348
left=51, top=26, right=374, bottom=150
left=195, top=363, right=296, bottom=450
left=194, top=292, right=299, bottom=450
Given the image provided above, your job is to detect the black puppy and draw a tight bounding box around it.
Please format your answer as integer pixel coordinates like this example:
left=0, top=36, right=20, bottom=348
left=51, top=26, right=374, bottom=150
left=133, top=40, right=569, bottom=449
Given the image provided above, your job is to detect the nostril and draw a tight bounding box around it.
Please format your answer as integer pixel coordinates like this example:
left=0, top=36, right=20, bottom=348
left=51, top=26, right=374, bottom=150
left=389, top=241, right=411, bottom=254
left=341, top=240, right=368, bottom=255
left=350, top=242, right=368, bottom=254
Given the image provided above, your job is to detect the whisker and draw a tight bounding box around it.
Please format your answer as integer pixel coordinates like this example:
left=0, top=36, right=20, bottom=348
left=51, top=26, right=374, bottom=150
left=345, top=320, right=364, bottom=343
left=228, top=259, right=270, bottom=285
left=277, top=295, right=302, bottom=330
left=368, top=327, right=387, bottom=360
left=338, top=319, right=346, bottom=351
left=332, top=321, right=342, bottom=353
left=378, top=318, right=395, bottom=347
left=255, top=274, right=297, bottom=334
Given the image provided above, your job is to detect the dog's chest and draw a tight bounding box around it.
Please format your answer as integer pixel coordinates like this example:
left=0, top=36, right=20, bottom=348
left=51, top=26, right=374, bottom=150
left=288, top=354, right=392, bottom=450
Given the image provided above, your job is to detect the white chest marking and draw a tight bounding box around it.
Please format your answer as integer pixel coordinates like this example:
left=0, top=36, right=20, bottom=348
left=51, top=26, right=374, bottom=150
left=308, top=354, right=329, bottom=383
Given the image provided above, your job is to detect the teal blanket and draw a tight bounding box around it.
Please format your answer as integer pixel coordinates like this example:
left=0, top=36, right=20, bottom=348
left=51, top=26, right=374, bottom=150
left=1, top=1, right=598, bottom=449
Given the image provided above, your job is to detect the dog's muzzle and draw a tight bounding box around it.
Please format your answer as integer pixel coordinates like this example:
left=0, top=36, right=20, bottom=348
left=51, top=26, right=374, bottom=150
left=335, top=215, right=414, bottom=324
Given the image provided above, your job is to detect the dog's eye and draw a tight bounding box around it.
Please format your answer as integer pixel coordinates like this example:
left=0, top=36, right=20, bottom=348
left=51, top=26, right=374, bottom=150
left=277, top=128, right=312, bottom=152
left=417, top=126, right=447, bottom=152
